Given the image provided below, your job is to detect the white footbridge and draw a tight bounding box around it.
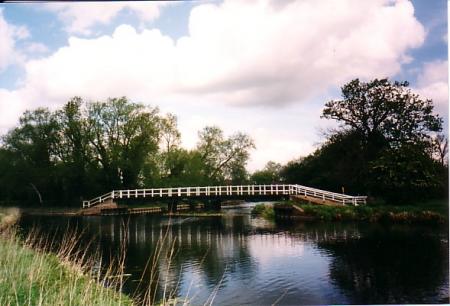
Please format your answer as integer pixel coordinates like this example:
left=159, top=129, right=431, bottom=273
left=82, top=184, right=367, bottom=208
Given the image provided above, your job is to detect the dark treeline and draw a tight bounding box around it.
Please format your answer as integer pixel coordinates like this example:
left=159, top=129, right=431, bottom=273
left=252, top=79, right=448, bottom=203
left=0, top=97, right=254, bottom=206
left=0, top=78, right=447, bottom=206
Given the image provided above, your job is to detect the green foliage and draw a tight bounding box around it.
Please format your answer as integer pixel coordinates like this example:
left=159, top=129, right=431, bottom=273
left=0, top=97, right=255, bottom=206
left=322, top=78, right=442, bottom=145
left=251, top=203, right=275, bottom=221
left=196, top=126, right=255, bottom=184
left=250, top=161, right=282, bottom=184
left=284, top=201, right=447, bottom=224
left=282, top=78, right=448, bottom=203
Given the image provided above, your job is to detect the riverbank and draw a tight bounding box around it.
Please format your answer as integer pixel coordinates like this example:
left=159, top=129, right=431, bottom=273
left=0, top=209, right=134, bottom=305
left=252, top=200, right=448, bottom=224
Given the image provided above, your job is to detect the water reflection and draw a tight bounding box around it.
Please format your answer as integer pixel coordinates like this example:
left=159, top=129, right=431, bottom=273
left=317, top=225, right=449, bottom=304
left=19, top=209, right=449, bottom=305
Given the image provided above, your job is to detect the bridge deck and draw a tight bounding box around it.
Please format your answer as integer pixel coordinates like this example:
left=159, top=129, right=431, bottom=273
left=82, top=184, right=367, bottom=208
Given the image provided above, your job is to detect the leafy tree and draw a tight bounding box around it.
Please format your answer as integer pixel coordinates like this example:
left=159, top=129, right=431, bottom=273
left=155, top=113, right=183, bottom=180
left=196, top=126, right=255, bottom=184
left=0, top=96, right=257, bottom=206
left=281, top=131, right=366, bottom=194
left=370, top=143, right=448, bottom=201
left=430, top=134, right=448, bottom=166
left=85, top=97, right=159, bottom=189
left=2, top=108, right=61, bottom=204
left=284, top=78, right=446, bottom=203
left=322, top=78, right=442, bottom=147
left=251, top=161, right=282, bottom=184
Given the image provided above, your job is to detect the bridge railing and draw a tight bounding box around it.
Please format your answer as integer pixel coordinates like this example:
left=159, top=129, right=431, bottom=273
left=82, top=184, right=367, bottom=208
left=291, top=185, right=366, bottom=205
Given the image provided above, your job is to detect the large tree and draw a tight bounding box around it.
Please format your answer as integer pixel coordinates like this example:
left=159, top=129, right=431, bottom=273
left=85, top=97, right=160, bottom=189
left=2, top=108, right=61, bottom=204
left=322, top=78, right=442, bottom=148
left=283, top=78, right=446, bottom=202
left=197, top=126, right=255, bottom=184
left=251, top=161, right=282, bottom=184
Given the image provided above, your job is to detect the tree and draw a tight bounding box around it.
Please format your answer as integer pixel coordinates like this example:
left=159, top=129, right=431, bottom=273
left=281, top=130, right=367, bottom=194
left=282, top=78, right=446, bottom=202
left=85, top=97, right=160, bottom=189
left=320, top=78, right=446, bottom=202
left=2, top=108, right=61, bottom=204
left=430, top=134, right=448, bottom=166
left=251, top=161, right=282, bottom=184
left=322, top=78, right=442, bottom=147
left=370, top=142, right=447, bottom=201
left=155, top=113, right=183, bottom=180
left=196, top=126, right=255, bottom=183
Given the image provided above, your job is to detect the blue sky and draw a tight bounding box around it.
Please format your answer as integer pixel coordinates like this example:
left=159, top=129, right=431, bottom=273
left=0, top=0, right=447, bottom=170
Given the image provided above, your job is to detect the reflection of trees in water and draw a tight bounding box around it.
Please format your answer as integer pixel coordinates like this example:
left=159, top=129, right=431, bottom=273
left=86, top=215, right=256, bottom=303
left=317, top=225, right=449, bottom=304
left=20, top=215, right=449, bottom=305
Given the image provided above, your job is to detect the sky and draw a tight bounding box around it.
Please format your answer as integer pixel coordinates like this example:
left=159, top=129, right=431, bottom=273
left=0, top=0, right=448, bottom=171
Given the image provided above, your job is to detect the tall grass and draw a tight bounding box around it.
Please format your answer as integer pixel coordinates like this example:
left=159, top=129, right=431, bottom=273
left=0, top=209, right=227, bottom=305
left=0, top=208, right=133, bottom=306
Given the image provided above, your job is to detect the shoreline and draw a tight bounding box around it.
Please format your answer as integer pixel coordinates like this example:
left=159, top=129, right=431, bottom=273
left=252, top=200, right=448, bottom=225
left=0, top=208, right=134, bottom=305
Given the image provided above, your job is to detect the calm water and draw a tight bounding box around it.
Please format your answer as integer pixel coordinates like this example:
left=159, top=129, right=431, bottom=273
left=19, top=203, right=449, bottom=305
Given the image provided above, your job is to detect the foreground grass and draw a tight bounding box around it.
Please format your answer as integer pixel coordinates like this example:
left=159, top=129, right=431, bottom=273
left=0, top=234, right=134, bottom=305
left=0, top=209, right=134, bottom=306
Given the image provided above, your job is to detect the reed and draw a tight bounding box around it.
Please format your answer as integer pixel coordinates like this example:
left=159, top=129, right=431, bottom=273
left=0, top=209, right=133, bottom=306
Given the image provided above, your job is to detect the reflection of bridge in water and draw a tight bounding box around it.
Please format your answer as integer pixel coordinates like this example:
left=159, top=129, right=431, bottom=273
left=82, top=184, right=367, bottom=209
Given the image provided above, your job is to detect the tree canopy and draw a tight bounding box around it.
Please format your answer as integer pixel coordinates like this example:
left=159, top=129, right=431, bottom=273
left=322, top=79, right=442, bottom=146
left=0, top=97, right=255, bottom=206
left=284, top=78, right=447, bottom=203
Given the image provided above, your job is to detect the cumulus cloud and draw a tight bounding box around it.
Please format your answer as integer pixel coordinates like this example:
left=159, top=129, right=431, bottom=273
left=10, top=0, right=426, bottom=108
left=0, top=8, right=29, bottom=72
left=44, top=2, right=172, bottom=35
left=415, top=60, right=448, bottom=117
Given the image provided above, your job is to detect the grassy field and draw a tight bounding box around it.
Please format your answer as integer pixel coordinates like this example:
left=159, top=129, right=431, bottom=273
left=0, top=209, right=134, bottom=306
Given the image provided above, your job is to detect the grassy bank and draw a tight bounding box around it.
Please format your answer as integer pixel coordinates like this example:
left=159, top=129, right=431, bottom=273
left=0, top=209, right=134, bottom=305
left=251, top=203, right=275, bottom=221
left=253, top=200, right=448, bottom=224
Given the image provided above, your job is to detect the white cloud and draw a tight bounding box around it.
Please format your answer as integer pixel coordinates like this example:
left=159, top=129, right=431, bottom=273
left=415, top=60, right=448, bottom=118
left=0, top=8, right=29, bottom=72
left=0, top=0, right=428, bottom=169
left=25, top=42, right=49, bottom=54
left=14, top=0, right=426, bottom=107
left=44, top=2, right=172, bottom=35
left=0, top=89, right=27, bottom=134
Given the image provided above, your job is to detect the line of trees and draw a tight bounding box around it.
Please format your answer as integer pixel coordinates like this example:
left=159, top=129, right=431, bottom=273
left=0, top=97, right=254, bottom=206
left=0, top=78, right=447, bottom=206
left=253, top=79, right=448, bottom=203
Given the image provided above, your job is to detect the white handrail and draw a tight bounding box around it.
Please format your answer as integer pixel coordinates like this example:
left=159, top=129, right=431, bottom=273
left=82, top=184, right=367, bottom=208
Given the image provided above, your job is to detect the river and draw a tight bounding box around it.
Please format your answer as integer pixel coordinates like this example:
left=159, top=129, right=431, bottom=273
left=19, top=203, right=449, bottom=305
